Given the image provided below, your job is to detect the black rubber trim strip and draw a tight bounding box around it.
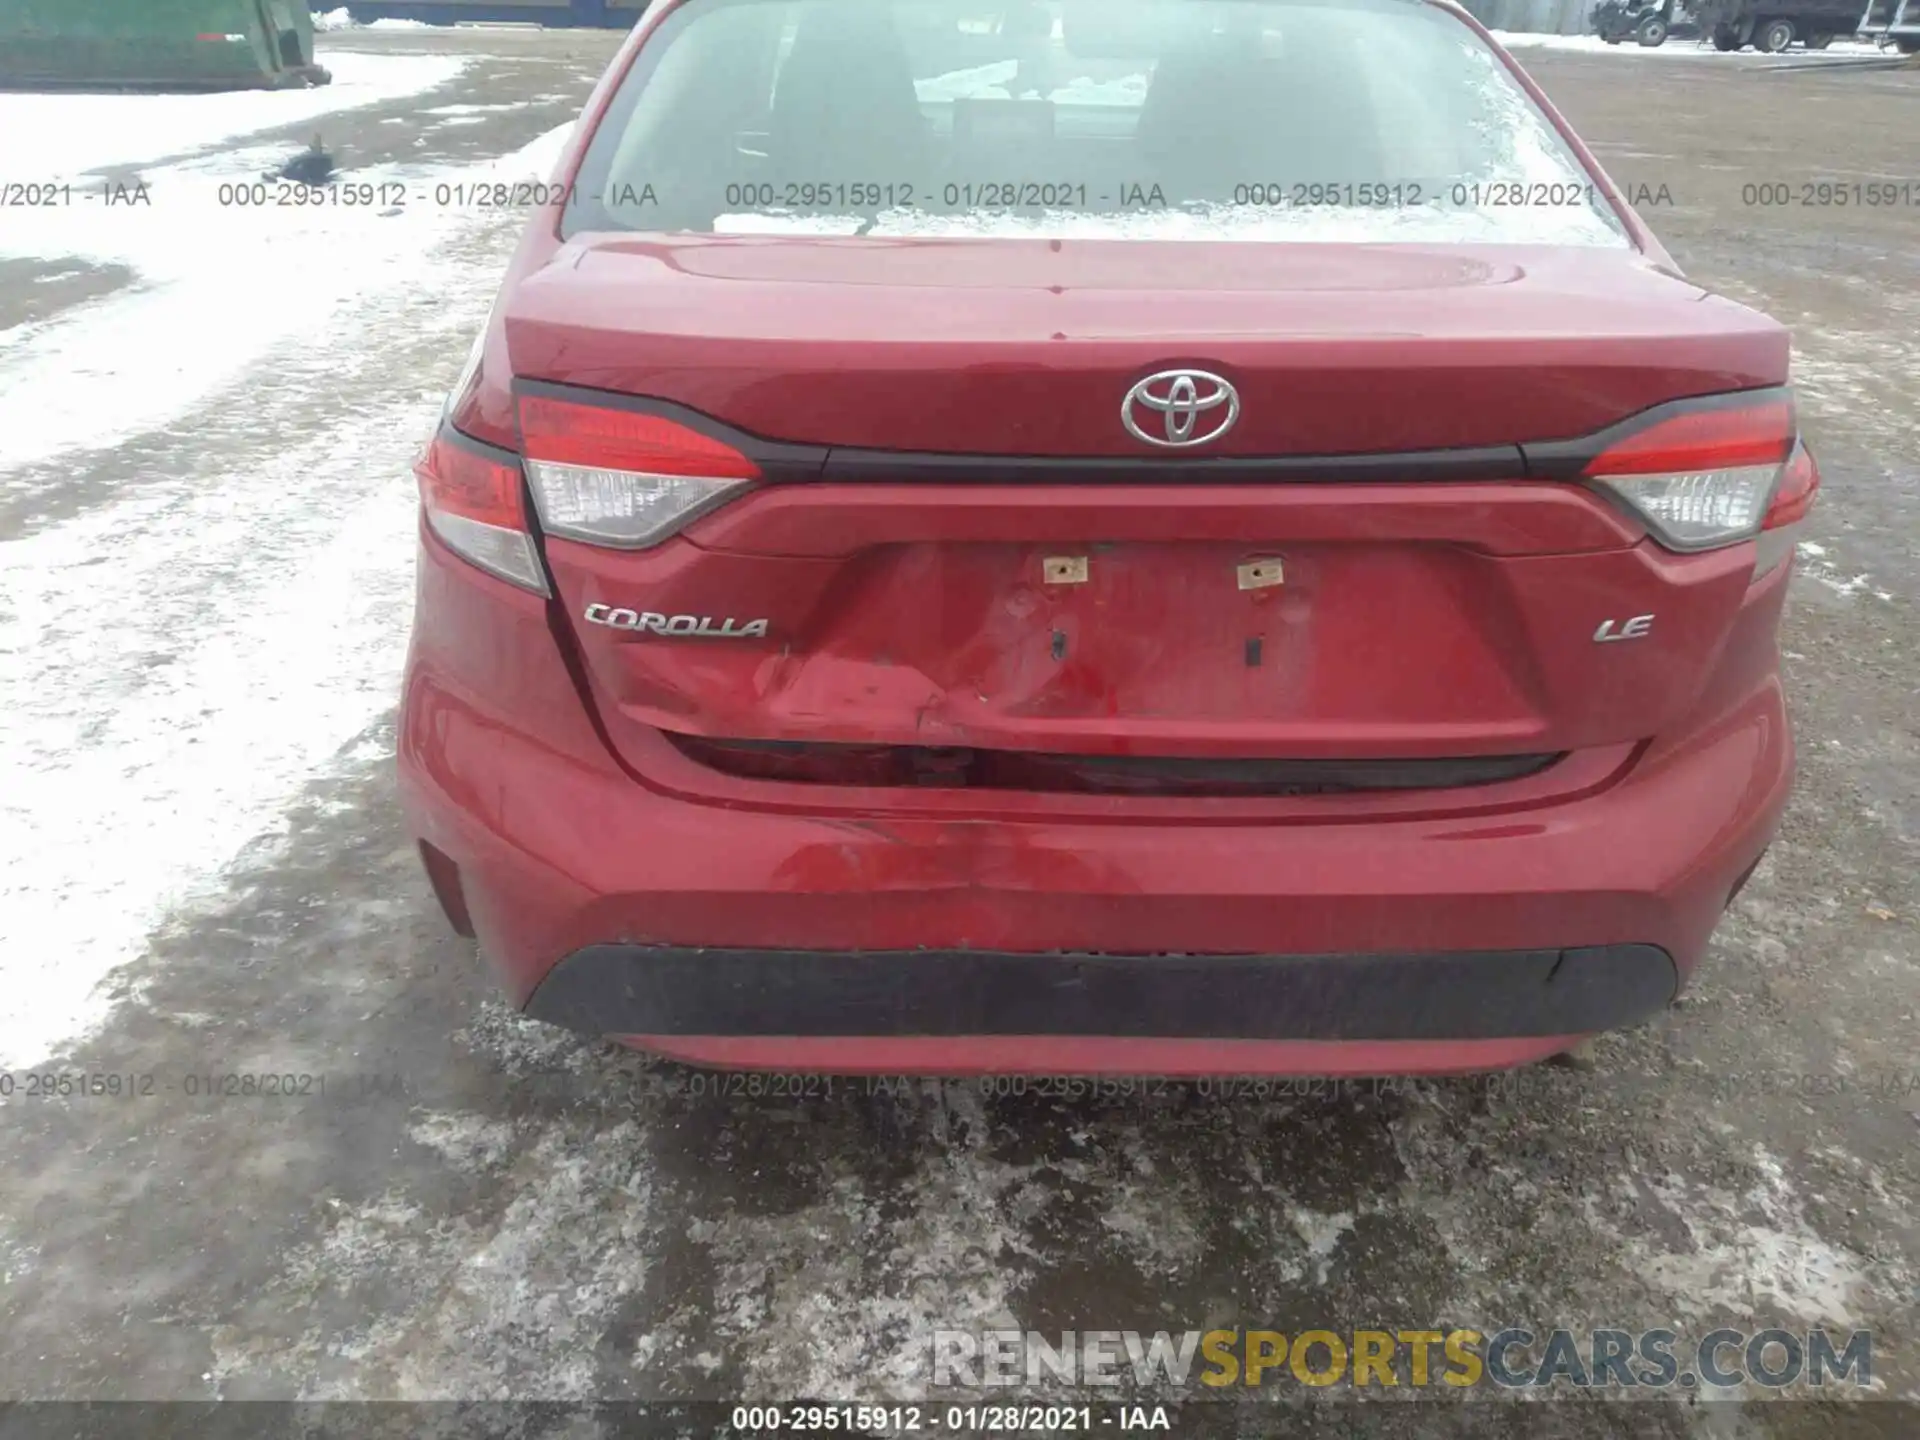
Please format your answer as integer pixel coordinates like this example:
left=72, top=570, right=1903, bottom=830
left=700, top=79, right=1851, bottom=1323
left=526, top=943, right=1678, bottom=1042
left=667, top=736, right=1563, bottom=795
left=505, top=379, right=1530, bottom=485
left=818, top=443, right=1530, bottom=485
left=508, top=384, right=1796, bottom=488
left=1519, top=384, right=1796, bottom=481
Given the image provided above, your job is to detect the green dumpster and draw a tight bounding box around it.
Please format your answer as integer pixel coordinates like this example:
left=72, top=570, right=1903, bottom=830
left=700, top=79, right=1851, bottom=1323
left=0, top=0, right=330, bottom=91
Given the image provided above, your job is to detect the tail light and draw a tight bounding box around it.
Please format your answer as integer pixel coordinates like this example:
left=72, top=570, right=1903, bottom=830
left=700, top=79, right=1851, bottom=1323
left=414, top=430, right=549, bottom=595
left=518, top=394, right=760, bottom=549
left=1753, top=440, right=1821, bottom=576
left=1583, top=394, right=1817, bottom=572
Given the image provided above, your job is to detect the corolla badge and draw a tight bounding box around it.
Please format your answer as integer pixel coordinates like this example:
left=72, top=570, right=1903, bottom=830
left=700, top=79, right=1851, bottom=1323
left=585, top=604, right=768, bottom=638
left=1122, top=369, right=1240, bottom=448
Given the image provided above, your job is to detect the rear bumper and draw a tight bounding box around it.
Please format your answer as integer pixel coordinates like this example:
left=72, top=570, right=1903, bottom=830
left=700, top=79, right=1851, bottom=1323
left=528, top=943, right=1677, bottom=1041
left=396, top=533, right=1795, bottom=1077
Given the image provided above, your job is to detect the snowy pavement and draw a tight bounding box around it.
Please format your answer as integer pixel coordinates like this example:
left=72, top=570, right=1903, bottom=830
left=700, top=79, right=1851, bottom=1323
left=0, top=52, right=469, bottom=180
left=0, top=49, right=574, bottom=1069
left=1491, top=30, right=1895, bottom=58
left=313, top=7, right=434, bottom=31
left=0, top=25, right=1914, bottom=1432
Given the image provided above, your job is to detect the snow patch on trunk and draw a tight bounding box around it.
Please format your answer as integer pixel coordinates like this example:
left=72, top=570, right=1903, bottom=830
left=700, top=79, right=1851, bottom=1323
left=713, top=200, right=1625, bottom=246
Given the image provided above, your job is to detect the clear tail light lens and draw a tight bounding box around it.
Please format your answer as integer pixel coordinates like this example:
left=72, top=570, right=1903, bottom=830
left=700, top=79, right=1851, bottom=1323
left=1584, top=395, right=1812, bottom=558
left=518, top=395, right=760, bottom=549
left=414, top=431, right=549, bottom=595
left=1593, top=464, right=1780, bottom=550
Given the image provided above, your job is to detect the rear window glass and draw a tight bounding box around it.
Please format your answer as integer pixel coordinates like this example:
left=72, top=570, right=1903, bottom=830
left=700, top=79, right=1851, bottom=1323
left=564, top=0, right=1630, bottom=246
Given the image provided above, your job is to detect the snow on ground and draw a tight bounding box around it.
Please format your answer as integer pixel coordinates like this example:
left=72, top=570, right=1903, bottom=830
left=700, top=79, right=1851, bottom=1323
left=0, top=192, right=450, bottom=471
left=0, top=123, right=574, bottom=1070
left=422, top=103, right=530, bottom=115
left=314, top=8, right=432, bottom=30
left=1491, top=29, right=1889, bottom=57
left=0, top=116, right=570, bottom=473
left=0, top=52, right=466, bottom=180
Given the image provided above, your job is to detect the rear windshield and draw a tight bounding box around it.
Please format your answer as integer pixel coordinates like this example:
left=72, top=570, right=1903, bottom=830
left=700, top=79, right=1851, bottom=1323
left=564, top=0, right=1630, bottom=246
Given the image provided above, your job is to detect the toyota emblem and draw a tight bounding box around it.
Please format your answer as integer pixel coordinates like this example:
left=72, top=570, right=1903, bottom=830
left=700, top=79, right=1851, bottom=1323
left=1122, top=369, right=1239, bottom=448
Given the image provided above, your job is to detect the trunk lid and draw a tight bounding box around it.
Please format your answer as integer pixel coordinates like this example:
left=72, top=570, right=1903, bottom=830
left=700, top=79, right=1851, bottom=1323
left=507, top=237, right=1784, bottom=455
left=505, top=239, right=1787, bottom=788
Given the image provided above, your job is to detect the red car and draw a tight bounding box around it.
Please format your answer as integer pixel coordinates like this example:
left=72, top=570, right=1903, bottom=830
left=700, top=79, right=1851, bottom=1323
left=397, top=0, right=1817, bottom=1077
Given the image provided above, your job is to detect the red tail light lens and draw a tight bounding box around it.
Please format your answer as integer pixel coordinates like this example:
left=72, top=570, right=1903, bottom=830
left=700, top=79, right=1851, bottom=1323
left=1753, top=440, right=1821, bottom=577
left=1762, top=440, right=1820, bottom=531
left=442, top=305, right=520, bottom=452
left=518, top=396, right=760, bottom=549
left=414, top=431, right=549, bottom=594
left=518, top=396, right=759, bottom=478
left=1584, top=394, right=1806, bottom=555
left=1584, top=398, right=1793, bottom=476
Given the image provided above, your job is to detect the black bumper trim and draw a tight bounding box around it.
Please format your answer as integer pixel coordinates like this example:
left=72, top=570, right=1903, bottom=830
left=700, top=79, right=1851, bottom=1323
left=524, top=944, right=1677, bottom=1042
